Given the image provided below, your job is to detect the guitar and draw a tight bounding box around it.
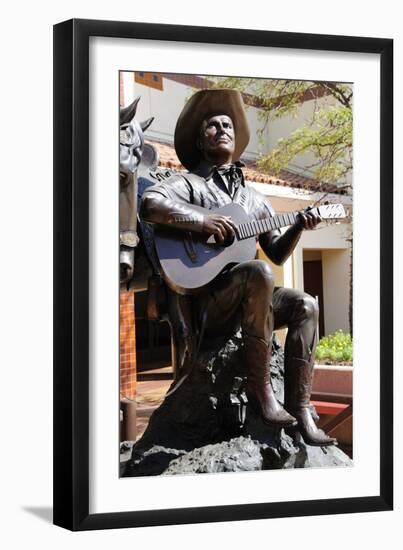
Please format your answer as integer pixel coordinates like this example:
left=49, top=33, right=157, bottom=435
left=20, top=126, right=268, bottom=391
left=154, top=203, right=346, bottom=295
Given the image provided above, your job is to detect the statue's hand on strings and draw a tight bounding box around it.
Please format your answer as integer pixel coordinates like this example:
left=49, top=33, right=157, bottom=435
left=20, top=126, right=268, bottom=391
left=202, top=214, right=237, bottom=244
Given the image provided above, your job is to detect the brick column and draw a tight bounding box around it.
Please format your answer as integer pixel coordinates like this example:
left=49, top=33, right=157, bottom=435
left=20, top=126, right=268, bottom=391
left=120, top=289, right=137, bottom=440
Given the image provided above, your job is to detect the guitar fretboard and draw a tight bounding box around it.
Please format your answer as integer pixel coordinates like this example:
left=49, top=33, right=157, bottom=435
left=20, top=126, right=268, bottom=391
left=237, top=211, right=299, bottom=240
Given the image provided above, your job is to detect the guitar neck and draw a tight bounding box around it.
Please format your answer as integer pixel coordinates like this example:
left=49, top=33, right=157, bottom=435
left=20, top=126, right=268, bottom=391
left=237, top=210, right=300, bottom=240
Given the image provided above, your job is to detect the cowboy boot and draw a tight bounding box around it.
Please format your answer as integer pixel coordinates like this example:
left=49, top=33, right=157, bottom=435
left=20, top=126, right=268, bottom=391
left=285, top=358, right=337, bottom=446
left=243, top=335, right=297, bottom=427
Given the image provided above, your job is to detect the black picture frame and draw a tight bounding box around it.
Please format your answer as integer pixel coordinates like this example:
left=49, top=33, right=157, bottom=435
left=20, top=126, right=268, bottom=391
left=53, top=18, right=393, bottom=531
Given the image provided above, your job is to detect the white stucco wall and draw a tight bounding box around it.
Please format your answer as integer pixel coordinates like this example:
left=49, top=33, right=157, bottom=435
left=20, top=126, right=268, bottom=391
left=264, top=95, right=337, bottom=167
left=321, top=249, right=351, bottom=334
left=300, top=220, right=351, bottom=250
left=295, top=222, right=351, bottom=335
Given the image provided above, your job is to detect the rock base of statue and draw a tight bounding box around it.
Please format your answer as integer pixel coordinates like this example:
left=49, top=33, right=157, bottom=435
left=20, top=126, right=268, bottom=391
left=122, top=333, right=352, bottom=477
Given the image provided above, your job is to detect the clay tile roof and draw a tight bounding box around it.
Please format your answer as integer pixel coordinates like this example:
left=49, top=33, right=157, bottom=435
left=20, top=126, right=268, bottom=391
left=147, top=139, right=346, bottom=195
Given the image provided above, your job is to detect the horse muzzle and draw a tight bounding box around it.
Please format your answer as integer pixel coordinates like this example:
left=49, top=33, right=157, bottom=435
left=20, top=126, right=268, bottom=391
left=120, top=248, right=135, bottom=284
left=120, top=230, right=139, bottom=284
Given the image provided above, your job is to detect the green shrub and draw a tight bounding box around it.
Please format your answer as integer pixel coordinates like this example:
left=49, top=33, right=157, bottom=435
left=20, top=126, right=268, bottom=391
left=316, top=330, right=353, bottom=363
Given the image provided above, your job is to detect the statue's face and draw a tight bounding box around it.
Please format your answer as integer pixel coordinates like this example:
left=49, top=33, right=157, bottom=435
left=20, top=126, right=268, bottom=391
left=199, top=114, right=235, bottom=161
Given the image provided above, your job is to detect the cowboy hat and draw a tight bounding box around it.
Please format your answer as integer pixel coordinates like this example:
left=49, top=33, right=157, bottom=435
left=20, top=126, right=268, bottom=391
left=174, top=89, right=250, bottom=171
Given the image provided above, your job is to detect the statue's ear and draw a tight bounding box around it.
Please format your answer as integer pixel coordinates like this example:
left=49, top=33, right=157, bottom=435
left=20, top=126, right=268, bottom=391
left=120, top=96, right=140, bottom=125
left=140, top=117, right=154, bottom=133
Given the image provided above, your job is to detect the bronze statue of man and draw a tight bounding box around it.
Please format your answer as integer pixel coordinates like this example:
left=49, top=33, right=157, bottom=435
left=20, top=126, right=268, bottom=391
left=140, top=89, right=336, bottom=446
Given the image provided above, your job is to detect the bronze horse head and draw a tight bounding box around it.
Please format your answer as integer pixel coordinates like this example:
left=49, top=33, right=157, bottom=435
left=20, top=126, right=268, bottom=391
left=120, top=97, right=153, bottom=284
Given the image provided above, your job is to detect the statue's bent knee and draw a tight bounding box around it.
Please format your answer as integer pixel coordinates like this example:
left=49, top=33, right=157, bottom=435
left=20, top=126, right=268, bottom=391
left=245, top=260, right=275, bottom=292
left=300, top=295, right=319, bottom=323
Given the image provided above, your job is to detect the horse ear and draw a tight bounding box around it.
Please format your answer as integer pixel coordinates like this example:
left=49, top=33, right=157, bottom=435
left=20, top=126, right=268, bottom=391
left=120, top=96, right=140, bottom=125
left=140, top=117, right=154, bottom=132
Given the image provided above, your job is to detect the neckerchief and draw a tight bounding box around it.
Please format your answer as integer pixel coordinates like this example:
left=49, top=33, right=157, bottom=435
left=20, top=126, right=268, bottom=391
left=216, top=162, right=244, bottom=197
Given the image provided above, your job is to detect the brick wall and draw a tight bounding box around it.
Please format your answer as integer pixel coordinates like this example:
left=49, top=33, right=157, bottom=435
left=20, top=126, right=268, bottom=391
left=120, top=289, right=136, bottom=400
